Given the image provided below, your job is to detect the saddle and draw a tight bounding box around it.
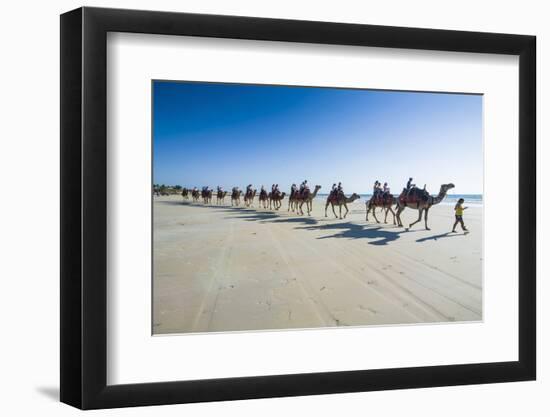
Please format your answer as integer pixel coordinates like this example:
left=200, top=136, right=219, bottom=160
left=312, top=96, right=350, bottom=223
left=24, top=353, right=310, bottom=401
left=328, top=190, right=344, bottom=203
left=372, top=192, right=391, bottom=205
left=399, top=187, right=429, bottom=204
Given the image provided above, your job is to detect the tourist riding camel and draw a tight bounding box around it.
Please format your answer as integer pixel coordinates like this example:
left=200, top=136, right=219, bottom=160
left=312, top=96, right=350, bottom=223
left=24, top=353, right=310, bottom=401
left=395, top=182, right=455, bottom=230
left=269, top=190, right=286, bottom=210
left=231, top=187, right=242, bottom=206
left=201, top=186, right=213, bottom=204
left=325, top=184, right=360, bottom=219
left=216, top=187, right=228, bottom=205
left=294, top=184, right=321, bottom=216
left=288, top=183, right=298, bottom=212
left=259, top=186, right=269, bottom=209
left=191, top=187, right=200, bottom=202
left=366, top=181, right=397, bottom=224
left=244, top=185, right=256, bottom=207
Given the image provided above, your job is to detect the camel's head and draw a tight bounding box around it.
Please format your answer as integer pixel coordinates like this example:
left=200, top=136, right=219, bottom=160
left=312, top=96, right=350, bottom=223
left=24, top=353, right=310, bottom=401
left=351, top=193, right=360, bottom=199
left=442, top=183, right=455, bottom=192
left=314, top=185, right=322, bottom=191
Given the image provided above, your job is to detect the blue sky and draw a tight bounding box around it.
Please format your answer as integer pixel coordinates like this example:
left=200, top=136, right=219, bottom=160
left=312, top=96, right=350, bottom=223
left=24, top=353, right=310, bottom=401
left=153, top=81, right=483, bottom=194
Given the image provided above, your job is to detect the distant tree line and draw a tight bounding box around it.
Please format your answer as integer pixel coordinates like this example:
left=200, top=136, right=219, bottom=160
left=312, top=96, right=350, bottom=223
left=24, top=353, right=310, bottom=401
left=153, top=184, right=183, bottom=195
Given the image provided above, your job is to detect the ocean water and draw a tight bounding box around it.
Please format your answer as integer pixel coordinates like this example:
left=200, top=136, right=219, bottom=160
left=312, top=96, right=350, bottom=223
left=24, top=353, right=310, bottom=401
left=316, top=193, right=483, bottom=206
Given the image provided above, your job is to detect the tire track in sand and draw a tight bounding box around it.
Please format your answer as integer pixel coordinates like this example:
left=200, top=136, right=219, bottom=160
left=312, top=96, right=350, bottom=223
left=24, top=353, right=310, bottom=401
left=191, top=221, right=234, bottom=332
left=266, top=224, right=338, bottom=326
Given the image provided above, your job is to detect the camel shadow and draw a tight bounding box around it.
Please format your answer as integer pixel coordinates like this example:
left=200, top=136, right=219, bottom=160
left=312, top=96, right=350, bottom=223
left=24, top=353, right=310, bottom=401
left=225, top=212, right=281, bottom=221
left=155, top=199, right=192, bottom=206
left=298, top=222, right=414, bottom=245
left=264, top=216, right=319, bottom=226
left=209, top=206, right=250, bottom=212
left=222, top=209, right=319, bottom=225
left=416, top=232, right=463, bottom=243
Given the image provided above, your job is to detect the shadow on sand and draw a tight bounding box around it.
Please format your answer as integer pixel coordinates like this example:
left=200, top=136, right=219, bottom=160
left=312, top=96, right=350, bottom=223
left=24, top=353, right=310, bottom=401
left=162, top=201, right=454, bottom=245
left=296, top=221, right=418, bottom=246
left=155, top=199, right=193, bottom=206
left=416, top=232, right=464, bottom=243
left=221, top=206, right=320, bottom=225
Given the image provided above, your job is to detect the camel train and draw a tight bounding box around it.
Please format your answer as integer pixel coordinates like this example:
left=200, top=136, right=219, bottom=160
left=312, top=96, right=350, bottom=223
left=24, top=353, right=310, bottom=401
left=365, top=181, right=455, bottom=230
left=178, top=179, right=455, bottom=230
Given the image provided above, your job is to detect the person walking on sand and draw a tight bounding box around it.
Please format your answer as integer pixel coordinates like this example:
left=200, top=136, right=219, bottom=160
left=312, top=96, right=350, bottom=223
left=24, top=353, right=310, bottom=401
left=452, top=198, right=469, bottom=233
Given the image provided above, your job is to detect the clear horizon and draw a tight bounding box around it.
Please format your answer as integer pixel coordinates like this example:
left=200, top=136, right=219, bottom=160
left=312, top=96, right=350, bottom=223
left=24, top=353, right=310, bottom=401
left=153, top=81, right=483, bottom=195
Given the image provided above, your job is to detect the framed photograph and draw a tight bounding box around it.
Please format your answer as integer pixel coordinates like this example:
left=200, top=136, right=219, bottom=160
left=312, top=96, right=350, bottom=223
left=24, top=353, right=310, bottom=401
left=60, top=7, right=536, bottom=409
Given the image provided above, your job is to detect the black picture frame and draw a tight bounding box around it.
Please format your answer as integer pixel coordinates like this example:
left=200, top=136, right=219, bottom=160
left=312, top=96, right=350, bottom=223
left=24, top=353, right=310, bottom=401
left=60, top=6, right=536, bottom=410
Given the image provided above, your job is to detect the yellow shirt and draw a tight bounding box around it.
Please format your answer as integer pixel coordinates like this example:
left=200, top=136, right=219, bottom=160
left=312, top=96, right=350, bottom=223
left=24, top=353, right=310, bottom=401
left=455, top=204, right=464, bottom=216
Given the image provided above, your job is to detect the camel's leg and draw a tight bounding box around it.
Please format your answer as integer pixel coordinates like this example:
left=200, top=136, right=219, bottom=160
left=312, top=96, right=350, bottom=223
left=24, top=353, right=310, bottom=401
left=409, top=209, right=423, bottom=229
left=365, top=204, right=369, bottom=221
left=330, top=203, right=338, bottom=218
left=343, top=203, right=349, bottom=219
left=388, top=207, right=396, bottom=225
left=395, top=206, right=405, bottom=227
left=372, top=207, right=380, bottom=223
left=424, top=207, right=430, bottom=230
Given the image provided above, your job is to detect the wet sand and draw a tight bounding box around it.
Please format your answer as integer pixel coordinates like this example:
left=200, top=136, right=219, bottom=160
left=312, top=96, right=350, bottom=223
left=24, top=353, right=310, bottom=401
left=153, top=195, right=482, bottom=334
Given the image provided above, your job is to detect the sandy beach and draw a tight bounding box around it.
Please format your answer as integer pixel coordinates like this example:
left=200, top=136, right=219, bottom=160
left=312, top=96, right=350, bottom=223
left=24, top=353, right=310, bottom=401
left=153, top=195, right=482, bottom=334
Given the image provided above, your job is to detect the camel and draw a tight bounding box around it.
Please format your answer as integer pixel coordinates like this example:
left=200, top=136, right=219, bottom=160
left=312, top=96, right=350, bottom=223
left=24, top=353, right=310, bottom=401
left=259, top=189, right=269, bottom=209
left=216, top=190, right=228, bottom=205
left=325, top=192, right=361, bottom=219
left=395, top=183, right=455, bottom=230
left=244, top=189, right=257, bottom=207
left=294, top=185, right=321, bottom=216
left=201, top=189, right=213, bottom=204
left=366, top=194, right=398, bottom=225
left=181, top=188, right=189, bottom=200
left=231, top=189, right=242, bottom=206
left=191, top=189, right=200, bottom=202
left=288, top=187, right=299, bottom=212
left=269, top=191, right=286, bottom=210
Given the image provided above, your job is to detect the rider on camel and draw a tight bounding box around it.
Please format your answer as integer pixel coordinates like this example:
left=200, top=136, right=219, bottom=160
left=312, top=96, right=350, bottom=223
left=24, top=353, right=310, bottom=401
left=373, top=181, right=382, bottom=199
left=300, top=180, right=309, bottom=195
left=405, top=177, right=416, bottom=198
left=329, top=183, right=337, bottom=200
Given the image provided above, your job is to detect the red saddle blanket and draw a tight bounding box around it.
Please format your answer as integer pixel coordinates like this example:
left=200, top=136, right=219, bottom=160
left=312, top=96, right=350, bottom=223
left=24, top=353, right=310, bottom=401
left=372, top=193, right=392, bottom=205
left=327, top=192, right=344, bottom=203
left=399, top=189, right=429, bottom=204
